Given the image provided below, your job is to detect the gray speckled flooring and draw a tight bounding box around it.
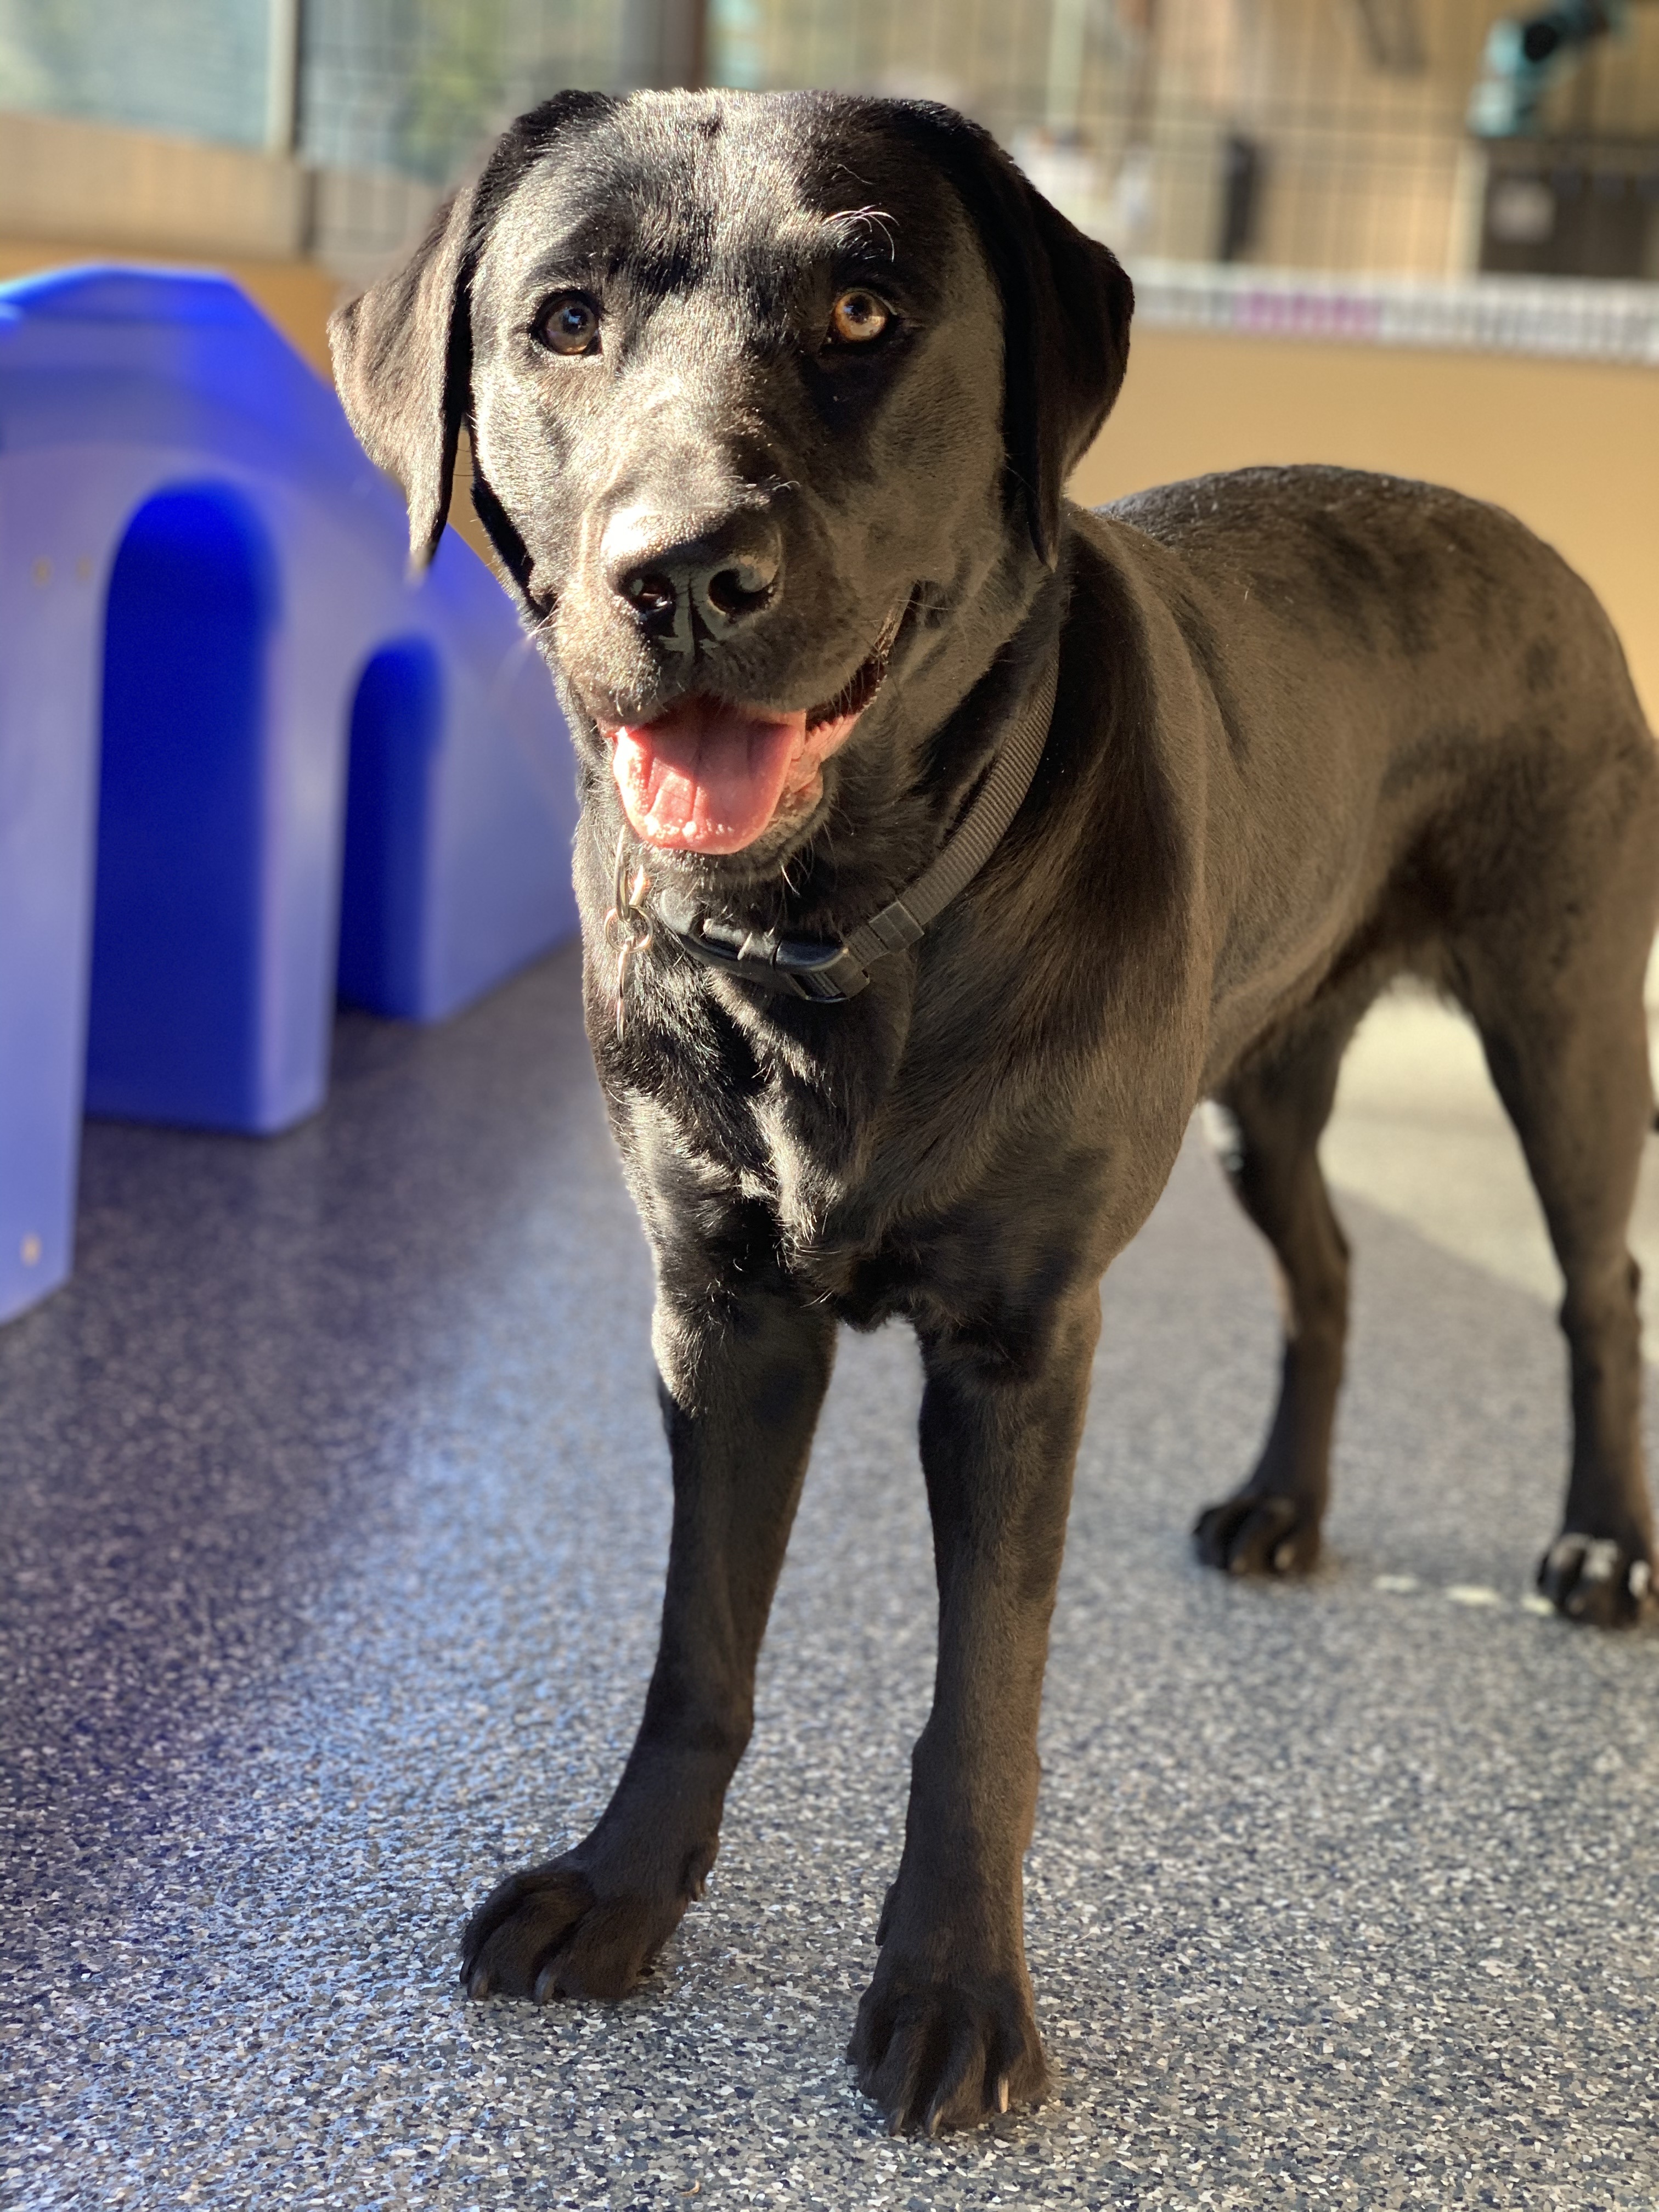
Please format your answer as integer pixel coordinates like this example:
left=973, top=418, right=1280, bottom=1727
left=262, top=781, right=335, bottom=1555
left=3, top=944, right=1657, bottom=2211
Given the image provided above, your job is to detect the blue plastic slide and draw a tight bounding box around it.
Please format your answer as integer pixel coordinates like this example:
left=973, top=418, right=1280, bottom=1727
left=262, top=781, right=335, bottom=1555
left=0, top=267, right=579, bottom=1327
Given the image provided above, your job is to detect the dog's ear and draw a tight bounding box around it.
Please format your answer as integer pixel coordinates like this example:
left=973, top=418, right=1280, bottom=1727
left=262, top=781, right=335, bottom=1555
left=330, top=91, right=615, bottom=569
left=330, top=182, right=481, bottom=570
left=890, top=105, right=1134, bottom=567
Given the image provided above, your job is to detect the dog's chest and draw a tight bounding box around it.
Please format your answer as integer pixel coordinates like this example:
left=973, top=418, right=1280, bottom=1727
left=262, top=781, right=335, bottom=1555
left=735, top=1045, right=1040, bottom=1323
left=635, top=994, right=942, bottom=1282
left=736, top=1052, right=896, bottom=1261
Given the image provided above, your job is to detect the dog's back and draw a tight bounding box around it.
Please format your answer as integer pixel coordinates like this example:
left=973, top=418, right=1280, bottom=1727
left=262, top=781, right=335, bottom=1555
left=1093, top=464, right=1659, bottom=1025
left=1105, top=463, right=1650, bottom=768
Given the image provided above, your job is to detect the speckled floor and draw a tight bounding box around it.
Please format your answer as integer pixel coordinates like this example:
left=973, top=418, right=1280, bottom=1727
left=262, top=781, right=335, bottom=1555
left=3, top=944, right=1656, bottom=2211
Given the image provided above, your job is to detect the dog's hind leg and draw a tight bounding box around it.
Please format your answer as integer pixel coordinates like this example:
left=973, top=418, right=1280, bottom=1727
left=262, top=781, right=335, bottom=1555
left=1193, top=995, right=1368, bottom=1577
left=1454, top=925, right=1657, bottom=1626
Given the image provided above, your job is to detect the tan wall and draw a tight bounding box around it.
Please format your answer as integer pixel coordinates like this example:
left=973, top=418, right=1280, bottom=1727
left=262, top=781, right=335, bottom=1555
left=0, top=110, right=311, bottom=261
left=1071, top=325, right=1659, bottom=724
left=0, top=237, right=342, bottom=377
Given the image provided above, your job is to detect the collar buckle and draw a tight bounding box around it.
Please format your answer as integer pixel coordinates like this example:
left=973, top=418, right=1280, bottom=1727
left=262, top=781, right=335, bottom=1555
left=655, top=898, right=873, bottom=1003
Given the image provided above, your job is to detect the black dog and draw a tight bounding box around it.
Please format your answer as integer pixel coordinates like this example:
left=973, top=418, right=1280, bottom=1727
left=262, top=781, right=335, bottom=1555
left=332, top=89, right=1659, bottom=2132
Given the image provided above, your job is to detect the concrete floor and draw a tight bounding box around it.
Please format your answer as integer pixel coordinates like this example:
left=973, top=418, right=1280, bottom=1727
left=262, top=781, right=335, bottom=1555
left=3, top=945, right=1657, bottom=2211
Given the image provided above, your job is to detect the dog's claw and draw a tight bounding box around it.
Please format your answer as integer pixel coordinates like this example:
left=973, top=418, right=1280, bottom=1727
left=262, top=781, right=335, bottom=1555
left=1194, top=1491, right=1320, bottom=1578
left=466, top=1966, right=491, bottom=2001
left=460, top=1856, right=692, bottom=2005
left=1537, top=1532, right=1653, bottom=1627
left=850, top=1964, right=1047, bottom=2134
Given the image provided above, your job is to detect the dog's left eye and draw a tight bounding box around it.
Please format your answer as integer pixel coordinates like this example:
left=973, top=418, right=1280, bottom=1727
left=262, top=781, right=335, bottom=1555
left=536, top=293, right=601, bottom=357
left=827, top=288, right=891, bottom=346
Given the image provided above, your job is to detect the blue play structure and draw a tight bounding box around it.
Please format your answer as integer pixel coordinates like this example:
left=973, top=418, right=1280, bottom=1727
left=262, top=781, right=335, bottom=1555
left=0, top=267, right=579, bottom=1327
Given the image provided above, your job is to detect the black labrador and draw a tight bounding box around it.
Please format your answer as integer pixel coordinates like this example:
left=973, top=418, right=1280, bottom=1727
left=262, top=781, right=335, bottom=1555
left=332, top=89, right=1659, bottom=2133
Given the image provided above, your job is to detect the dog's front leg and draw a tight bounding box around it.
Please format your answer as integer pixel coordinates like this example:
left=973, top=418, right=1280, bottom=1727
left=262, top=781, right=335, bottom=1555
left=850, top=1283, right=1101, bottom=2133
left=461, top=1262, right=836, bottom=2004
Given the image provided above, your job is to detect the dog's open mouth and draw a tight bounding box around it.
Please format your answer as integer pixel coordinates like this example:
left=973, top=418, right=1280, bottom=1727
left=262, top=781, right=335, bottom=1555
left=607, top=616, right=901, bottom=856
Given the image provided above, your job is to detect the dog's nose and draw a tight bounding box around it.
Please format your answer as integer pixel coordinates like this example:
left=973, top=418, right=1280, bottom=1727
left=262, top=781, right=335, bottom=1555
left=603, top=506, right=782, bottom=648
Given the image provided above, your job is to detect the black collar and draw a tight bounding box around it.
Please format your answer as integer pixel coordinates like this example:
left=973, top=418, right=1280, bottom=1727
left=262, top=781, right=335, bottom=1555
left=634, top=656, right=1059, bottom=1005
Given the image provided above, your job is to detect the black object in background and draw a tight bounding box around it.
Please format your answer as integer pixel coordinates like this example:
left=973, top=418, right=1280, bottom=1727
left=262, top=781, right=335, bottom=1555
left=1480, top=148, right=1659, bottom=278
left=1217, top=132, right=1263, bottom=264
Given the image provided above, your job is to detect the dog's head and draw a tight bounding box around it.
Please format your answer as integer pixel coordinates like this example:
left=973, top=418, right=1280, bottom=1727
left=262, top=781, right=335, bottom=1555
left=332, top=92, right=1131, bottom=880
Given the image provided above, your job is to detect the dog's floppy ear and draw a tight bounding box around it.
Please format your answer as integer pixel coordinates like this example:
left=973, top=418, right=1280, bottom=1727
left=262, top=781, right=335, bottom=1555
left=330, top=181, right=482, bottom=570
left=890, top=105, right=1134, bottom=567
left=330, top=91, right=615, bottom=569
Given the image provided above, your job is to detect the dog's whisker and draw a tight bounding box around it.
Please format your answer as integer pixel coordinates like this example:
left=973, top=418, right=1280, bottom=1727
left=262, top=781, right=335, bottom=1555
left=822, top=204, right=898, bottom=258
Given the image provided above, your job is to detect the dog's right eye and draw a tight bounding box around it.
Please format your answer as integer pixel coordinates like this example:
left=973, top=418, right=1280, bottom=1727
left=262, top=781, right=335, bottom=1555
left=535, top=294, right=602, bottom=357
left=827, top=287, right=891, bottom=347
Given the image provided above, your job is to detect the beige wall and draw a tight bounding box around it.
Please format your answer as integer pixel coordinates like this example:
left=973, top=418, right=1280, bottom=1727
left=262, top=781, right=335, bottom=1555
left=0, top=111, right=311, bottom=262
left=1071, top=325, right=1659, bottom=724
left=0, top=237, right=342, bottom=377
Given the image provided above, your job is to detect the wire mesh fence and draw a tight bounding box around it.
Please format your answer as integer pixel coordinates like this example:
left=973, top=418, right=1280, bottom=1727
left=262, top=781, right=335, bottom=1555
left=1, top=0, right=1657, bottom=293
left=0, top=0, right=274, bottom=148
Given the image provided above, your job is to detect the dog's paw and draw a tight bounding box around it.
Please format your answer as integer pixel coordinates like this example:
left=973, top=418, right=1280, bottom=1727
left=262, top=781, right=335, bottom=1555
left=1537, top=1533, right=1653, bottom=1628
left=1193, top=1489, right=1320, bottom=1576
left=848, top=1963, right=1048, bottom=2135
left=459, top=1857, right=683, bottom=2003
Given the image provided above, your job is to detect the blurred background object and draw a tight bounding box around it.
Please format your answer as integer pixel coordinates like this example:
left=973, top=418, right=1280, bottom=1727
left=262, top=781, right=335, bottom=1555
left=0, top=0, right=1655, bottom=285
left=1466, top=0, right=1625, bottom=140
left=0, top=267, right=580, bottom=1324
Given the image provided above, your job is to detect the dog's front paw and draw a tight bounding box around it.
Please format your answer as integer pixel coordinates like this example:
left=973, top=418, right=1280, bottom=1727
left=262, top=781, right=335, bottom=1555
left=1193, top=1488, right=1320, bottom=1576
left=460, top=1855, right=687, bottom=2003
left=848, top=1955, right=1048, bottom=2135
left=1537, top=1532, right=1652, bottom=1627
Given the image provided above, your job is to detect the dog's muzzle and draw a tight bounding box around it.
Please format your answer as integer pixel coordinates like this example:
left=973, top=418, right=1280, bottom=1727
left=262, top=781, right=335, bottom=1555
left=644, top=654, right=1061, bottom=1005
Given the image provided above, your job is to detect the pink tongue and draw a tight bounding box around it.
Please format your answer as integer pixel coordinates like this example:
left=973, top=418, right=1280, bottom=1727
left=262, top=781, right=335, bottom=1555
left=611, top=698, right=808, bottom=854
